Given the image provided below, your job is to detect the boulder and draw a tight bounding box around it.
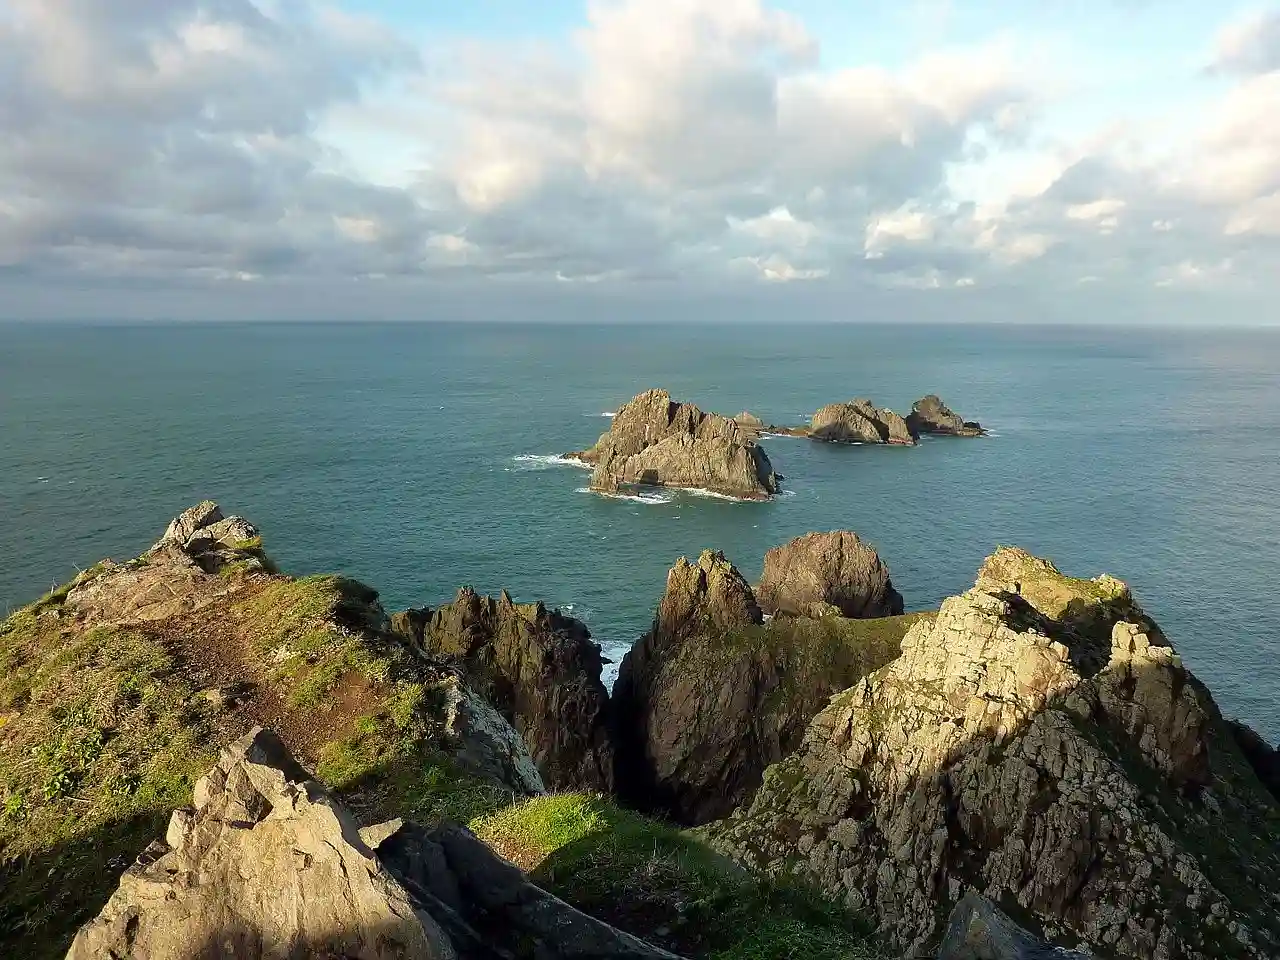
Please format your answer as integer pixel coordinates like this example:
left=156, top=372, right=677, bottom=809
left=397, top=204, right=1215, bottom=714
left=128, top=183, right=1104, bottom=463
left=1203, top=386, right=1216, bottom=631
left=569, top=389, right=778, bottom=499
left=704, top=550, right=1280, bottom=959
left=938, top=892, right=1090, bottom=959
left=809, top=398, right=916, bottom=445
left=755, top=531, right=904, bottom=619
left=905, top=394, right=984, bottom=437
left=68, top=728, right=679, bottom=960
left=612, top=550, right=913, bottom=826
left=392, top=589, right=614, bottom=793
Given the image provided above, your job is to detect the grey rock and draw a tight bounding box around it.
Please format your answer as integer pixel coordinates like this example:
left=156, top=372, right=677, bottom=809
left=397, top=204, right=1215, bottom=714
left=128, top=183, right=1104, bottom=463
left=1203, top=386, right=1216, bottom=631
left=810, top=398, right=916, bottom=445
left=570, top=389, right=778, bottom=499
left=938, top=893, right=1090, bottom=959
left=68, top=728, right=682, bottom=960
left=905, top=394, right=984, bottom=437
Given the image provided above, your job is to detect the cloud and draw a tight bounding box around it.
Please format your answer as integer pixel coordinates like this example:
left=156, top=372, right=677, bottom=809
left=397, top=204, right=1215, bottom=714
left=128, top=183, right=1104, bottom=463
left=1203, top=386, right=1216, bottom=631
left=1, top=0, right=1279, bottom=314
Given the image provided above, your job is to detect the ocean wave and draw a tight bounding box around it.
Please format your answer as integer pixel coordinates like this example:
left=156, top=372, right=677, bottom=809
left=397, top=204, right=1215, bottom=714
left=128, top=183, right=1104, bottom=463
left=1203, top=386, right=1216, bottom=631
left=760, top=431, right=804, bottom=439
left=601, top=411, right=616, bottom=418
left=511, top=454, right=592, bottom=471
left=576, top=486, right=673, bottom=505
left=680, top=487, right=753, bottom=503
left=778, top=488, right=797, bottom=498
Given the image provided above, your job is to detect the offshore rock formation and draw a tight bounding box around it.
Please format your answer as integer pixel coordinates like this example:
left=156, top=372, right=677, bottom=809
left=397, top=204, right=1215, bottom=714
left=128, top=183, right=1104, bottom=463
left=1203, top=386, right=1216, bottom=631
left=612, top=548, right=915, bottom=826
left=391, top=588, right=614, bottom=793
left=68, top=728, right=677, bottom=960
left=906, top=394, right=984, bottom=437
left=810, top=399, right=916, bottom=445
left=756, top=531, right=904, bottom=619
left=569, top=389, right=778, bottom=499
left=704, top=548, right=1280, bottom=959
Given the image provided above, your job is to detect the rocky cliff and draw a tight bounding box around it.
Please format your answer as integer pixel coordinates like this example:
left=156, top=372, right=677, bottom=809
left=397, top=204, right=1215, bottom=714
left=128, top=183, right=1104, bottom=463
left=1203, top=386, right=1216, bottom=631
left=906, top=394, right=984, bottom=437
left=0, top=503, right=546, bottom=959
left=810, top=399, right=917, bottom=445
left=611, top=548, right=922, bottom=826
left=569, top=388, right=779, bottom=499
left=390, top=588, right=614, bottom=792
left=756, top=531, right=905, bottom=619
left=702, top=548, right=1280, bottom=958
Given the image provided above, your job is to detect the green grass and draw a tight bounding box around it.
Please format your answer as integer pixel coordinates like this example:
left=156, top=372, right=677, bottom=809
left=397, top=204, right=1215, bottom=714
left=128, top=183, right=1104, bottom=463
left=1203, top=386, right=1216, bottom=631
left=472, top=793, right=886, bottom=959
left=0, top=607, right=221, bottom=959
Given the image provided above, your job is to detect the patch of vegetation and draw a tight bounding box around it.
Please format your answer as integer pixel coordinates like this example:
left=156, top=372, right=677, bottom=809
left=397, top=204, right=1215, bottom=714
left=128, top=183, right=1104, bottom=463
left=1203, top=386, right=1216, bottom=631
left=0, top=607, right=223, bottom=959
left=229, top=575, right=399, bottom=706
left=472, top=793, right=887, bottom=959
left=318, top=684, right=519, bottom=827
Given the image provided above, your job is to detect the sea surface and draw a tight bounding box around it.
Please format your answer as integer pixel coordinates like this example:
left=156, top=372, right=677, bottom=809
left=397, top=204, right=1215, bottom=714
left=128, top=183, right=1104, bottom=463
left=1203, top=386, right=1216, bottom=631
left=1, top=321, right=1277, bottom=740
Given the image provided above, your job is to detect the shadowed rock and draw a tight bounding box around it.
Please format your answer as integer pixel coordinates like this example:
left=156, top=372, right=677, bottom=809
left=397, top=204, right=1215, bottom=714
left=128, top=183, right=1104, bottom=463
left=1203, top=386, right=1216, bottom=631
left=67, top=728, right=680, bottom=960
left=756, top=531, right=904, bottom=619
left=612, top=549, right=915, bottom=826
left=568, top=389, right=778, bottom=499
left=392, top=588, right=614, bottom=793
left=810, top=399, right=916, bottom=445
left=938, top=892, right=1090, bottom=959
left=704, top=549, right=1280, bottom=959
left=905, top=394, right=984, bottom=437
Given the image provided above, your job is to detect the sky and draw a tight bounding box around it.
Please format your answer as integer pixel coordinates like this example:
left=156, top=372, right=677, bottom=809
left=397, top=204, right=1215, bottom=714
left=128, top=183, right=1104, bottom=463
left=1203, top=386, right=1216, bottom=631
left=2, top=0, right=1280, bottom=323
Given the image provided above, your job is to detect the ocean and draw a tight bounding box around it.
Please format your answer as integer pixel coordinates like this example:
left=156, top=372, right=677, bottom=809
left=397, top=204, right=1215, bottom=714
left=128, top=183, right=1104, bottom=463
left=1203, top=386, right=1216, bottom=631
left=1, top=321, right=1277, bottom=740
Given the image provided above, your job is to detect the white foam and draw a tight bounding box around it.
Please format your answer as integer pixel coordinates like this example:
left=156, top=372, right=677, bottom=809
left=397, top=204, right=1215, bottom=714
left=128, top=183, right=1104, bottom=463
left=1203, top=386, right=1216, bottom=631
left=680, top=487, right=753, bottom=503
left=577, top=486, right=673, bottom=505
left=512, top=454, right=593, bottom=471
left=760, top=432, right=804, bottom=439
left=601, top=411, right=617, bottom=418
left=36, top=477, right=48, bottom=483
left=778, top=488, right=797, bottom=498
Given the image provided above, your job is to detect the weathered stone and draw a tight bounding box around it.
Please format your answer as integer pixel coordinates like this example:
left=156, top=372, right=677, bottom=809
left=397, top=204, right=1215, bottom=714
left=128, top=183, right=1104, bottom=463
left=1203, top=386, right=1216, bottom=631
left=905, top=394, right=984, bottom=437
left=394, top=588, right=614, bottom=793
left=67, top=728, right=456, bottom=960
left=1229, top=719, right=1280, bottom=802
left=704, top=550, right=1280, bottom=960
left=810, top=398, right=916, bottom=445
left=756, top=531, right=904, bottom=619
left=612, top=549, right=911, bottom=826
left=569, top=389, right=778, bottom=499
left=938, top=892, right=1090, bottom=959
left=68, top=728, right=680, bottom=960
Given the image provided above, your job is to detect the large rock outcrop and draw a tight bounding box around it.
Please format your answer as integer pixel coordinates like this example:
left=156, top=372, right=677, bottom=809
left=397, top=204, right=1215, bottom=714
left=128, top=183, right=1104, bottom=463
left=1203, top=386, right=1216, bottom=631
left=68, top=728, right=678, bottom=960
left=905, top=394, right=984, bottom=437
left=756, top=531, right=904, bottom=619
left=569, top=389, right=779, bottom=499
left=612, top=549, right=918, bottom=826
left=809, top=399, right=916, bottom=445
left=392, top=589, right=614, bottom=793
left=704, top=548, right=1280, bottom=959
left=938, top=893, right=1090, bottom=959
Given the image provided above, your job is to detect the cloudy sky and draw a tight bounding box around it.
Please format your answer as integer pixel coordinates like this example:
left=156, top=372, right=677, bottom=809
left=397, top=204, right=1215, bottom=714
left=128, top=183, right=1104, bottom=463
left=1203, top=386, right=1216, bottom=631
left=2, top=0, right=1279, bottom=323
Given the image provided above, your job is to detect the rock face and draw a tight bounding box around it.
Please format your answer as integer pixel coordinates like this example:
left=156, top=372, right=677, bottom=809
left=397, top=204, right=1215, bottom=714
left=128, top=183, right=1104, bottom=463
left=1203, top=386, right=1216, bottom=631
left=938, top=893, right=1090, bottom=959
left=612, top=549, right=913, bottom=826
left=905, top=394, right=984, bottom=437
left=68, top=728, right=678, bottom=960
left=755, top=531, right=904, bottom=619
left=569, top=389, right=778, bottom=499
left=61, top=501, right=271, bottom=623
left=392, top=588, right=614, bottom=793
left=704, top=548, right=1280, bottom=959
left=810, top=399, right=916, bottom=445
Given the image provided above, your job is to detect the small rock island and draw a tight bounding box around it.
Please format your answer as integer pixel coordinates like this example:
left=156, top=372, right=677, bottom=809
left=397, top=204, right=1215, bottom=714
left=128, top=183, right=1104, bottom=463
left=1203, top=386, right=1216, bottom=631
left=905, top=393, right=985, bottom=437
left=567, top=388, right=779, bottom=500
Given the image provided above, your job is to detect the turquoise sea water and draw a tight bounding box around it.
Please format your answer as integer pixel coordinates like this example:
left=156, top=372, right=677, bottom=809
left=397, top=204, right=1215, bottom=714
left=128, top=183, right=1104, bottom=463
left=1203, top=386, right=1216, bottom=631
left=1, top=321, right=1277, bottom=740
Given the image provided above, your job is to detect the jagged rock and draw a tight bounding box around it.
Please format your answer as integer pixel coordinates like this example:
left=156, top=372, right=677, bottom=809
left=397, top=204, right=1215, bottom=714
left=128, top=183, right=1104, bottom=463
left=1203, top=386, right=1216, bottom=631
left=905, top=394, right=984, bottom=437
left=704, top=550, right=1280, bottom=959
left=63, top=501, right=270, bottom=622
left=755, top=531, right=904, bottom=619
left=938, top=892, right=1090, bottom=959
left=438, top=674, right=547, bottom=795
left=393, top=588, right=614, bottom=792
left=733, top=411, right=765, bottom=438
left=810, top=399, right=916, bottom=445
left=569, top=389, right=778, bottom=499
left=68, top=728, right=679, bottom=960
left=67, top=727, right=456, bottom=959
left=612, top=550, right=912, bottom=826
